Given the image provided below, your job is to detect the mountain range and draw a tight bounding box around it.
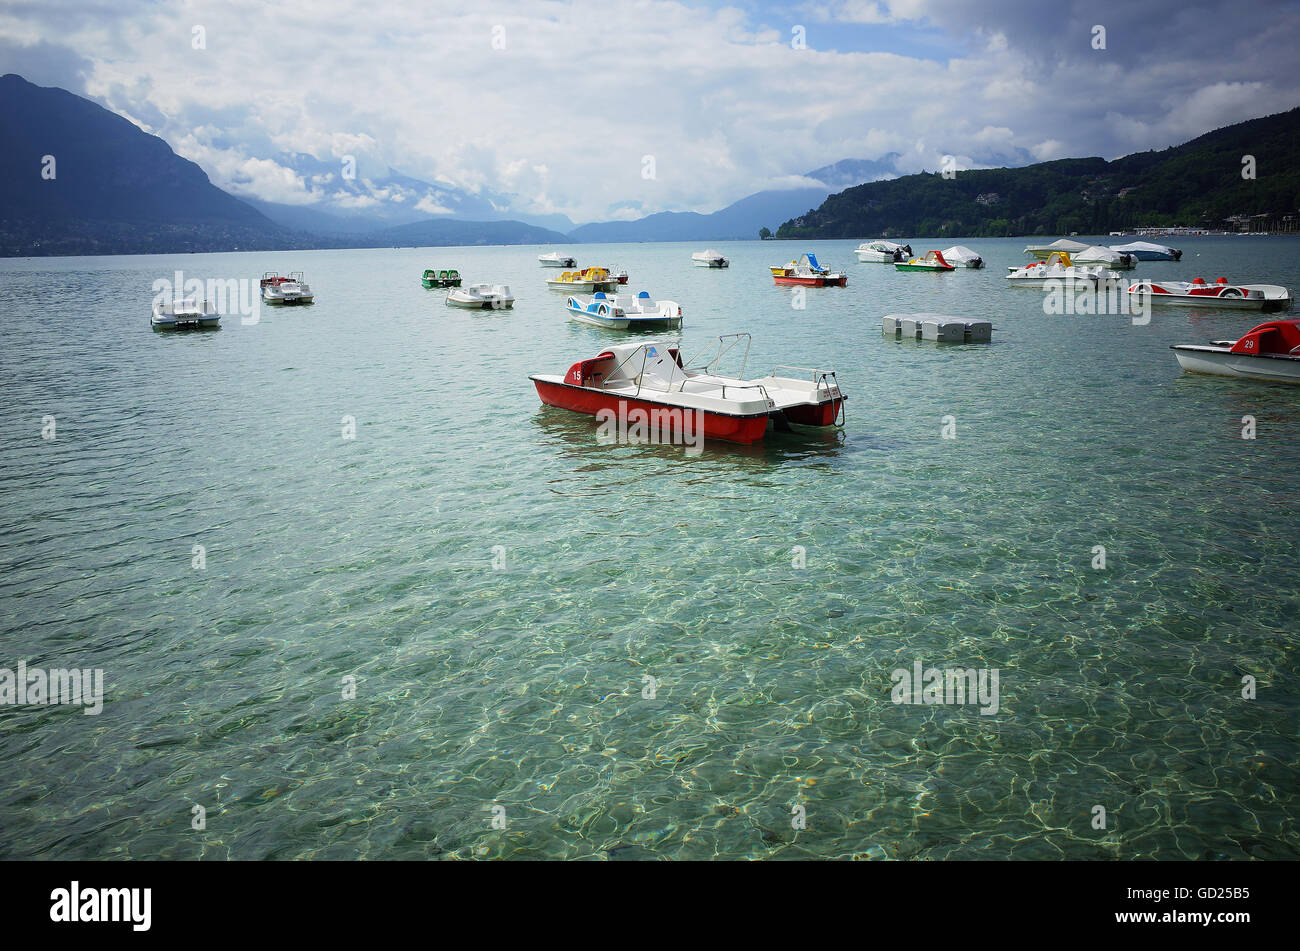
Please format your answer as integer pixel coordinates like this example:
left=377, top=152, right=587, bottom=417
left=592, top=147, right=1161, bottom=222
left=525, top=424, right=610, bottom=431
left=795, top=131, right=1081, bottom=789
left=4, top=72, right=1295, bottom=257
left=0, top=73, right=911, bottom=255
left=776, top=108, right=1300, bottom=239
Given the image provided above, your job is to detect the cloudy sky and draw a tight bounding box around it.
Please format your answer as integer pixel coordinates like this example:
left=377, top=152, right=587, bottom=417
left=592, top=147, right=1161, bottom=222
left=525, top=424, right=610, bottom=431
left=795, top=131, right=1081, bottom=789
left=3, top=0, right=1298, bottom=223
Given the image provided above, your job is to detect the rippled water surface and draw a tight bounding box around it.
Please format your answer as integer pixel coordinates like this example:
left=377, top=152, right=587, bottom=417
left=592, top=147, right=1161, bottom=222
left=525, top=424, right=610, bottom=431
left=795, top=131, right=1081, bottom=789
left=1, top=237, right=1297, bottom=859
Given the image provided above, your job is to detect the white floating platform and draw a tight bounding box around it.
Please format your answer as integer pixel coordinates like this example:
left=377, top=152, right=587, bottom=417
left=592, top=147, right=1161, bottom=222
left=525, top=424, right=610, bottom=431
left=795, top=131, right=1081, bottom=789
left=882, top=313, right=992, bottom=343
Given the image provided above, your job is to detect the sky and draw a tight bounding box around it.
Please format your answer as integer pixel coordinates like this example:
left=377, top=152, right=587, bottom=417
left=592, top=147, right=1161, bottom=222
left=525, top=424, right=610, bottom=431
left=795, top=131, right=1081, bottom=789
left=2, top=0, right=1298, bottom=224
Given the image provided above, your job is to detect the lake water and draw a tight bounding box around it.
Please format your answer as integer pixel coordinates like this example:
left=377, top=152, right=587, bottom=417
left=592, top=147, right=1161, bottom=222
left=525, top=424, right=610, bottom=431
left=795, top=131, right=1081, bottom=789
left=1, top=236, right=1297, bottom=859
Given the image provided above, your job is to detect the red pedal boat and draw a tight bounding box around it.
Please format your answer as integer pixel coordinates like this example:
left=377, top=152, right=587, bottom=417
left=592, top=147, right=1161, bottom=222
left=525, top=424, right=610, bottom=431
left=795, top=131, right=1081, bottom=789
left=1129, top=277, right=1291, bottom=310
left=1171, top=319, right=1300, bottom=384
left=529, top=334, right=845, bottom=445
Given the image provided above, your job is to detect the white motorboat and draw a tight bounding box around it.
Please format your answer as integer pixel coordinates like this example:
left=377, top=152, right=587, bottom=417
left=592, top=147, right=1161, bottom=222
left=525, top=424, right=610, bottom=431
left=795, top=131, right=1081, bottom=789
left=1071, top=245, right=1136, bottom=269
left=566, top=291, right=682, bottom=329
left=1172, top=319, right=1300, bottom=384
left=691, top=249, right=729, bottom=268
left=260, top=272, right=314, bottom=304
left=529, top=333, right=845, bottom=445
left=940, top=245, right=984, bottom=268
left=152, top=297, right=221, bottom=330
left=1110, top=240, right=1181, bottom=261
left=1006, top=252, right=1120, bottom=284
left=1128, top=277, right=1291, bottom=310
left=446, top=283, right=515, bottom=309
left=1023, top=238, right=1091, bottom=261
left=854, top=240, right=911, bottom=263
left=539, top=252, right=577, bottom=268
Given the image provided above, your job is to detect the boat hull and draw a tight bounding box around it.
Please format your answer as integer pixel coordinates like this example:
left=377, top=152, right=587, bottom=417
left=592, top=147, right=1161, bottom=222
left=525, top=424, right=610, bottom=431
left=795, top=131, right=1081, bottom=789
left=1173, top=347, right=1300, bottom=384
left=1129, top=289, right=1289, bottom=310
left=447, top=299, right=514, bottom=309
left=895, top=263, right=953, bottom=272
left=152, top=315, right=221, bottom=330
left=532, top=379, right=772, bottom=444
left=773, top=275, right=847, bottom=287
left=548, top=281, right=618, bottom=292
left=566, top=308, right=681, bottom=330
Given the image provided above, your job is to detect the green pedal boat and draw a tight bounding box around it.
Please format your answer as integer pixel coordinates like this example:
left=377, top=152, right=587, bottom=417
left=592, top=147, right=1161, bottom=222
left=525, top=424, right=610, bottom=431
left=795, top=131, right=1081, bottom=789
left=422, top=268, right=462, bottom=288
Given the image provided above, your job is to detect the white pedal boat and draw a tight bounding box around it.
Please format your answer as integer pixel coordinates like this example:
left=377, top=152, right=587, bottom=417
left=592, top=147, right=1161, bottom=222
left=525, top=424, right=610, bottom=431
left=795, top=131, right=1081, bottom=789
left=1006, top=253, right=1120, bottom=284
left=152, top=297, right=221, bottom=330
left=854, top=240, right=911, bottom=263
left=546, top=267, right=620, bottom=293
left=1128, top=277, right=1290, bottom=310
left=1172, top=319, right=1300, bottom=384
left=260, top=272, right=314, bottom=304
left=446, top=283, right=515, bottom=309
left=692, top=249, right=729, bottom=268
left=566, top=291, right=682, bottom=330
left=530, top=335, right=845, bottom=445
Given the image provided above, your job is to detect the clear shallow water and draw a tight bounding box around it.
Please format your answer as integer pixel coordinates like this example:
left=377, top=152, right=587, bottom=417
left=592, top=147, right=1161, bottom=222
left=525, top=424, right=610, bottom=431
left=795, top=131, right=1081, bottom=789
left=0, top=236, right=1297, bottom=860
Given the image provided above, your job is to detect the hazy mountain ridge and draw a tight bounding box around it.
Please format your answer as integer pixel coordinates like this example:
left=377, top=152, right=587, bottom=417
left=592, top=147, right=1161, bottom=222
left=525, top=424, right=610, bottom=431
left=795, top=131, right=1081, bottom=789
left=0, top=72, right=298, bottom=254
left=0, top=74, right=573, bottom=255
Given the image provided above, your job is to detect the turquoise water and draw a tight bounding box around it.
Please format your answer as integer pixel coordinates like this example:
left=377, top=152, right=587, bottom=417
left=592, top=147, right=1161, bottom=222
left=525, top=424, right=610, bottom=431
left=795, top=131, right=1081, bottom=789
left=1, top=236, right=1297, bottom=860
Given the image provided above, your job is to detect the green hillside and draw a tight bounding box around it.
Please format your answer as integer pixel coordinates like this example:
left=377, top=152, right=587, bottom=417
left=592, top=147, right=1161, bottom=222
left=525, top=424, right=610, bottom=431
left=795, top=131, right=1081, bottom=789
left=776, top=107, right=1300, bottom=239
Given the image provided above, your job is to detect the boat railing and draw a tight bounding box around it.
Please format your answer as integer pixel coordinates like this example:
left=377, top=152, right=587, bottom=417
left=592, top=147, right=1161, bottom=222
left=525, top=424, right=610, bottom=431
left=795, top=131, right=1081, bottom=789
left=720, top=382, right=772, bottom=405
left=771, top=366, right=840, bottom=391
left=684, top=333, right=752, bottom=379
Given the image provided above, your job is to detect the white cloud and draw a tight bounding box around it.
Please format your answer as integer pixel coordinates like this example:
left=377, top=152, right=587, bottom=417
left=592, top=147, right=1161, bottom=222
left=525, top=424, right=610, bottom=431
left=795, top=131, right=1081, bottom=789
left=2, top=0, right=1296, bottom=222
left=415, top=195, right=454, bottom=215
left=1030, top=139, right=1068, bottom=162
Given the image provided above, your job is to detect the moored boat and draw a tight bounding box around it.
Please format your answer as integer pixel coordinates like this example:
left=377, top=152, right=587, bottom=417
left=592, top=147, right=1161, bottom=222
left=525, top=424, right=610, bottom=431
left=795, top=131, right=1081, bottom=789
left=152, top=297, right=221, bottom=330
left=609, top=267, right=630, bottom=284
left=1172, top=319, right=1300, bottom=384
left=854, top=240, right=911, bottom=263
left=1071, top=245, right=1136, bottom=270
left=1023, top=238, right=1091, bottom=261
left=1128, top=277, right=1291, bottom=310
left=896, top=250, right=955, bottom=272
left=1110, top=240, right=1181, bottom=261
left=539, top=252, right=576, bottom=268
left=422, top=268, right=462, bottom=288
left=446, top=283, right=515, bottom=309
left=692, top=249, right=730, bottom=268
left=529, top=334, right=845, bottom=445
left=1006, top=252, right=1120, bottom=284
left=547, top=267, right=620, bottom=292
left=940, top=246, right=984, bottom=268
left=260, top=272, right=314, bottom=304
left=566, top=291, right=682, bottom=330
left=771, top=253, right=847, bottom=286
